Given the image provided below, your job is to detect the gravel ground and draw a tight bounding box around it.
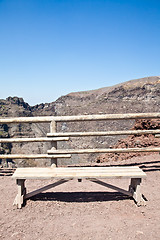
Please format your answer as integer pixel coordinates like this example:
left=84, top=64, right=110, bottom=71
left=0, top=154, right=160, bottom=240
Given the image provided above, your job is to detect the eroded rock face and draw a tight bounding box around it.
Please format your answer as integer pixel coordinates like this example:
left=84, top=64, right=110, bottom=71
left=97, top=119, right=160, bottom=163
left=0, top=76, right=160, bottom=166
left=0, top=97, right=52, bottom=167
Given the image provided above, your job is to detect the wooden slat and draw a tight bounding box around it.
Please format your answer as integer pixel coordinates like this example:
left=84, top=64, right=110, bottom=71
left=0, top=116, right=54, bottom=123
left=53, top=113, right=160, bottom=122
left=90, top=179, right=133, bottom=197
left=0, top=112, right=160, bottom=123
left=47, top=129, right=160, bottom=137
left=12, top=166, right=142, bottom=172
left=24, top=180, right=68, bottom=199
left=50, top=120, right=58, bottom=167
left=48, top=147, right=160, bottom=154
left=12, top=173, right=146, bottom=180
left=12, top=167, right=146, bottom=180
left=0, top=137, right=69, bottom=143
left=0, top=154, right=71, bottom=159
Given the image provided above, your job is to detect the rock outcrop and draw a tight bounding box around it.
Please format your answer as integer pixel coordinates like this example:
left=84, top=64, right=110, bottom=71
left=97, top=119, right=160, bottom=163
left=0, top=76, right=160, bottom=166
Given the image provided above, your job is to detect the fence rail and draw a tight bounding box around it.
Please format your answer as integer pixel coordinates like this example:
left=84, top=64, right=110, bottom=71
left=0, top=112, right=160, bottom=123
left=47, top=129, right=160, bottom=137
left=0, top=113, right=160, bottom=165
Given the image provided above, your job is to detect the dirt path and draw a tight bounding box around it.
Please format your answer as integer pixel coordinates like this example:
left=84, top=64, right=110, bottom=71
left=0, top=154, right=160, bottom=240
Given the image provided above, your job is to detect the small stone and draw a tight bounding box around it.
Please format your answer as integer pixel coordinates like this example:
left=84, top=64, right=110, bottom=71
left=136, top=230, right=144, bottom=235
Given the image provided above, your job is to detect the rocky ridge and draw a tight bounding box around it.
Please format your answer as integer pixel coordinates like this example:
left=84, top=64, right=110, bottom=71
left=0, top=76, right=160, bottom=166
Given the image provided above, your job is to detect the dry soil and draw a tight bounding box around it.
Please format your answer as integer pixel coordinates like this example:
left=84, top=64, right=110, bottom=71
left=0, top=154, right=160, bottom=240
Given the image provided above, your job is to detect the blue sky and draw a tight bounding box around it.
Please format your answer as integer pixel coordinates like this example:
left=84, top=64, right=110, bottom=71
left=0, top=0, right=160, bottom=106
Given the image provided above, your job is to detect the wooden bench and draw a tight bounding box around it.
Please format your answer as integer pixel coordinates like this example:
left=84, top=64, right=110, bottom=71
left=12, top=166, right=146, bottom=208
left=1, top=113, right=156, bottom=208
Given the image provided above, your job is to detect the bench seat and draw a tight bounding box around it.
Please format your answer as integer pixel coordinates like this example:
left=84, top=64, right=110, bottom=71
left=12, top=166, right=146, bottom=180
left=12, top=166, right=146, bottom=208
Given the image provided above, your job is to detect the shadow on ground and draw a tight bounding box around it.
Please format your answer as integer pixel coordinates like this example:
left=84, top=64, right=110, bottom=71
left=31, top=191, right=130, bottom=203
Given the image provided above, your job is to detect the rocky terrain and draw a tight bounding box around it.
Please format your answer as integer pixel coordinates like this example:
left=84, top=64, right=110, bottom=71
left=0, top=76, right=160, bottom=239
left=97, top=119, right=160, bottom=163
left=0, top=76, right=160, bottom=167
left=1, top=154, right=160, bottom=240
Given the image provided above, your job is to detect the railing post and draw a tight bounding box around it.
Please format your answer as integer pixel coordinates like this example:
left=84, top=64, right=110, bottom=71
left=50, top=121, right=57, bottom=167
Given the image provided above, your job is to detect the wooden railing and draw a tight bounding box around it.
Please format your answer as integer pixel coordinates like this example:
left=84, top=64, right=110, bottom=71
left=0, top=113, right=160, bottom=166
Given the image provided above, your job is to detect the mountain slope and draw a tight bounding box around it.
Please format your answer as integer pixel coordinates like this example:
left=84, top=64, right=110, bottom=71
left=0, top=76, right=160, bottom=166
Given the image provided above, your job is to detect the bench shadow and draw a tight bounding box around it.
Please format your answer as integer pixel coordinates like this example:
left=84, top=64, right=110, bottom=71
left=30, top=191, right=130, bottom=203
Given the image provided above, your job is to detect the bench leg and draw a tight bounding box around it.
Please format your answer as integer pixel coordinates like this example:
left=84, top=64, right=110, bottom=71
left=13, top=179, right=26, bottom=209
left=129, top=178, right=146, bottom=206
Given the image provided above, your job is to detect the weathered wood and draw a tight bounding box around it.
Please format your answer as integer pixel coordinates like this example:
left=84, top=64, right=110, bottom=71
left=50, top=120, right=57, bottom=133
left=0, top=168, right=15, bottom=176
left=48, top=147, right=160, bottom=154
left=50, top=120, right=57, bottom=167
left=9, top=112, right=150, bottom=208
left=53, top=113, right=160, bottom=122
left=24, top=179, right=68, bottom=199
left=129, top=178, right=146, bottom=206
left=0, top=116, right=54, bottom=123
left=90, top=178, right=132, bottom=197
left=12, top=167, right=146, bottom=207
left=13, top=179, right=26, bottom=209
left=0, top=112, right=160, bottom=123
left=0, top=137, right=69, bottom=143
left=0, top=154, right=71, bottom=159
left=47, top=129, right=160, bottom=137
left=12, top=167, right=146, bottom=180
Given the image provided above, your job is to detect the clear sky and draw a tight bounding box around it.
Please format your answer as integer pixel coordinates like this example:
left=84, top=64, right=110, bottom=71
left=0, top=0, right=160, bottom=106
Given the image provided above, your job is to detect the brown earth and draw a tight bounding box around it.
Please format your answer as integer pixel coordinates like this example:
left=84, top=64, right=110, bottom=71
left=97, top=119, right=160, bottom=163
left=0, top=154, right=160, bottom=240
